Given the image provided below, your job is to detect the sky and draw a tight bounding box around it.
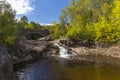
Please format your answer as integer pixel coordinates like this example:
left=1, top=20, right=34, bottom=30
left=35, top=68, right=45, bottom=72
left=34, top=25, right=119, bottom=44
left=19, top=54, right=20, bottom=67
left=6, top=0, right=70, bottom=25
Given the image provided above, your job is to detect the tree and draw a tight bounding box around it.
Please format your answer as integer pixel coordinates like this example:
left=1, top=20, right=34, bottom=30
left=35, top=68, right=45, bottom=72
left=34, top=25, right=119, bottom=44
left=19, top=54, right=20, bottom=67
left=51, top=22, right=61, bottom=39
left=0, top=1, right=17, bottom=44
left=28, top=21, right=42, bottom=29
left=56, top=0, right=120, bottom=46
left=20, top=16, right=28, bottom=24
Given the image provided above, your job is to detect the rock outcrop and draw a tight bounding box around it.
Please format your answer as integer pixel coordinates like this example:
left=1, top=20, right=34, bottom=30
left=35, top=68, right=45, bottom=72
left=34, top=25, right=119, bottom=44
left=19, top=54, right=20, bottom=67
left=70, top=46, right=120, bottom=58
left=0, top=43, right=13, bottom=80
left=8, top=38, right=59, bottom=64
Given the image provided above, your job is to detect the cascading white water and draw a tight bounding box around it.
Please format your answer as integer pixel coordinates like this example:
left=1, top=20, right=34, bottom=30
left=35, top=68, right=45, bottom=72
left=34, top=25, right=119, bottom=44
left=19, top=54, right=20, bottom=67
left=55, top=44, right=76, bottom=58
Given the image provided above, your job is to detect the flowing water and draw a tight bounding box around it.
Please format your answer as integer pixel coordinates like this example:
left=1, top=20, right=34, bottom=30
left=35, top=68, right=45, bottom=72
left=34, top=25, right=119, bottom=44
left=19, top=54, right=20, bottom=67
left=16, top=44, right=120, bottom=80
left=54, top=43, right=76, bottom=58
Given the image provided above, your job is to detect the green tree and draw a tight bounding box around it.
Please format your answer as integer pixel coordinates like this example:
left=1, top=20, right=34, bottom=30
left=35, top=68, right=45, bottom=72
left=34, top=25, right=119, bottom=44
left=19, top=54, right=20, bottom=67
left=51, top=22, right=61, bottom=39
left=0, top=1, right=17, bottom=44
left=27, top=21, right=42, bottom=29
left=57, top=0, right=119, bottom=46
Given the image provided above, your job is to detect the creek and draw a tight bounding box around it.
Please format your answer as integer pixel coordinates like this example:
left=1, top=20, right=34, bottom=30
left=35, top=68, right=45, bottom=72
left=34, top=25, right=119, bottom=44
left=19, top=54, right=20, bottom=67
left=16, top=44, right=120, bottom=80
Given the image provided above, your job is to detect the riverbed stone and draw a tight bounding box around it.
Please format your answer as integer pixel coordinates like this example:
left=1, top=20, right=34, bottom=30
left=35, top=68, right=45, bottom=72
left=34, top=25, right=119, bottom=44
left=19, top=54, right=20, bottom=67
left=0, top=42, right=13, bottom=80
left=7, top=38, right=59, bottom=64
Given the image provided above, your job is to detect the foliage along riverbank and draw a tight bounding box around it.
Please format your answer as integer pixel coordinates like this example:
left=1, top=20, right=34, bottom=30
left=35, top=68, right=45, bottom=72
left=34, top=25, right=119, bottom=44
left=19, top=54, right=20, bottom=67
left=0, top=1, right=43, bottom=45
left=0, top=0, right=120, bottom=64
left=0, top=1, right=120, bottom=80
left=55, top=39, right=120, bottom=65
left=0, top=0, right=120, bottom=63
left=50, top=0, right=120, bottom=47
left=0, top=0, right=120, bottom=47
left=53, top=0, right=120, bottom=60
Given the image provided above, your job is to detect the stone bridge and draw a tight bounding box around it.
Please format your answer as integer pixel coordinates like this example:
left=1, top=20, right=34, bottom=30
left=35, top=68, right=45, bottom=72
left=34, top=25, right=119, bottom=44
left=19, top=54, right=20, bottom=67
left=24, top=29, right=50, bottom=36
left=23, top=29, right=50, bottom=40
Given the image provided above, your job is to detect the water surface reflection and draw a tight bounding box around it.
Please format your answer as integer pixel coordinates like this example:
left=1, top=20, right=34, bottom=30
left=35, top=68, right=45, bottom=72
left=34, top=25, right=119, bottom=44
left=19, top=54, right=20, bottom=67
left=17, top=57, right=120, bottom=80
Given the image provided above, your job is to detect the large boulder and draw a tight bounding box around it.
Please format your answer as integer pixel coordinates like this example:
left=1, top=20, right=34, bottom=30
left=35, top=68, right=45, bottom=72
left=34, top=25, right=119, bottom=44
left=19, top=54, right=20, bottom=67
left=0, top=43, right=13, bottom=80
left=7, top=39, right=59, bottom=64
left=8, top=39, right=55, bottom=63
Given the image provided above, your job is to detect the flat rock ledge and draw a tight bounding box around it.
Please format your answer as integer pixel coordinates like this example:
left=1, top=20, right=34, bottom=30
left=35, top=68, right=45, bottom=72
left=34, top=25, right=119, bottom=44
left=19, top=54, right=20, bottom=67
left=70, top=46, right=120, bottom=58
left=70, top=46, right=120, bottom=64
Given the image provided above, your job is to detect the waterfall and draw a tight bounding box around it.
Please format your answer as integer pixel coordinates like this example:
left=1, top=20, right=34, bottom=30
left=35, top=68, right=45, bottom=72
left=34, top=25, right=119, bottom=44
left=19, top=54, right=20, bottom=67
left=55, top=44, right=76, bottom=58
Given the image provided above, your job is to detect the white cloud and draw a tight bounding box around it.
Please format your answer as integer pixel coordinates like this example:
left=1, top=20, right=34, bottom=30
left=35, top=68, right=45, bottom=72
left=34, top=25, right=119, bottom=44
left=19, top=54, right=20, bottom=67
left=6, top=0, right=34, bottom=15
left=40, top=23, right=53, bottom=26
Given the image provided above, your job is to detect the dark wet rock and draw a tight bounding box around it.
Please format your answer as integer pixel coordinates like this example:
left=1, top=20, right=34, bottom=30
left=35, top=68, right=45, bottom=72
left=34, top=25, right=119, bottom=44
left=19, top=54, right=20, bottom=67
left=60, top=39, right=95, bottom=47
left=0, top=42, right=14, bottom=80
left=8, top=39, right=59, bottom=64
left=60, top=39, right=74, bottom=47
left=8, top=40, right=46, bottom=63
left=41, top=43, right=59, bottom=56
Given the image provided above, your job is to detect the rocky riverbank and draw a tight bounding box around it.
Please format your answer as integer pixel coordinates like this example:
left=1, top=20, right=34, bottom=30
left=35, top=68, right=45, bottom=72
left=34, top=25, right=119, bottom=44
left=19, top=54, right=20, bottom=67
left=4, top=38, right=120, bottom=64
left=1, top=32, right=120, bottom=80
left=7, top=38, right=58, bottom=64
left=1, top=37, right=120, bottom=80
left=0, top=42, right=14, bottom=80
left=70, top=46, right=120, bottom=58
left=56, top=39, right=120, bottom=59
left=54, top=39, right=120, bottom=64
left=0, top=32, right=58, bottom=80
